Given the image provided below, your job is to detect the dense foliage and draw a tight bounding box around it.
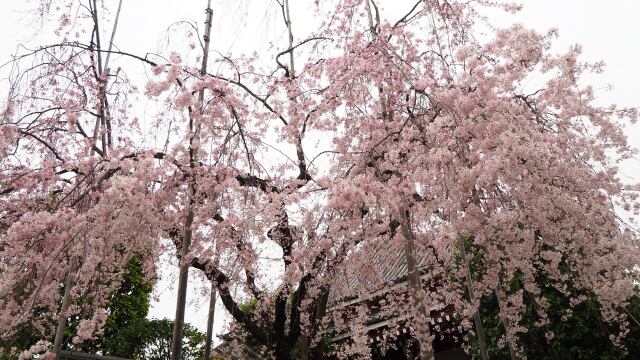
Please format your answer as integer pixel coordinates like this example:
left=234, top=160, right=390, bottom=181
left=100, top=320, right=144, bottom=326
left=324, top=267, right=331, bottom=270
left=466, top=272, right=640, bottom=359
left=107, top=318, right=205, bottom=360
left=101, top=254, right=154, bottom=356
left=0, top=255, right=207, bottom=359
left=1, top=0, right=638, bottom=359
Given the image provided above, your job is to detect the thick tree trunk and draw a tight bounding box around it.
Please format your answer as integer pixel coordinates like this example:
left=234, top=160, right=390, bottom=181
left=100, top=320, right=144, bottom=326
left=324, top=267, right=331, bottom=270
left=170, top=2, right=213, bottom=360
left=299, top=335, right=310, bottom=360
left=275, top=339, right=293, bottom=360
left=273, top=5, right=296, bottom=360
left=300, top=288, right=329, bottom=360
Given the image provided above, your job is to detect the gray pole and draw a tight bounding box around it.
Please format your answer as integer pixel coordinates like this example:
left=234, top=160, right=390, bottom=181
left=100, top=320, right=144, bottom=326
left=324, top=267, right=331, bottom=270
left=170, top=2, right=213, bottom=360
left=460, top=239, right=490, bottom=360
left=53, top=258, right=76, bottom=358
left=203, top=283, right=217, bottom=359
left=399, top=208, right=436, bottom=360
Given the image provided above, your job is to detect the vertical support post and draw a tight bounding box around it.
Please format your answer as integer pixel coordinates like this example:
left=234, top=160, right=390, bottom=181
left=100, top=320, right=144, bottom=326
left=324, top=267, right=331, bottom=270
left=459, top=239, right=490, bottom=360
left=204, top=244, right=219, bottom=360
left=495, top=285, right=520, bottom=360
left=363, top=1, right=435, bottom=358
left=53, top=258, right=76, bottom=358
left=203, top=283, right=217, bottom=359
left=170, top=2, right=213, bottom=360
left=399, top=208, right=435, bottom=360
left=284, top=0, right=295, bottom=78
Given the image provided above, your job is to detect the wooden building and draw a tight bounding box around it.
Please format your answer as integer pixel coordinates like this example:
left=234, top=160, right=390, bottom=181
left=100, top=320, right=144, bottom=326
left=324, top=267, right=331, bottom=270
left=325, top=242, right=469, bottom=360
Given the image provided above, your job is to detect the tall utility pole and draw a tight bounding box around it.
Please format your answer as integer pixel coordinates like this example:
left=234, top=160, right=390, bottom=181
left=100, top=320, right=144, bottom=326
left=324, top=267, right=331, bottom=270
left=203, top=283, right=217, bottom=359
left=54, top=0, right=124, bottom=354
left=399, top=209, right=436, bottom=360
left=53, top=258, right=76, bottom=358
left=362, top=0, right=435, bottom=358
left=460, top=239, right=490, bottom=360
left=203, top=242, right=219, bottom=360
left=170, top=2, right=213, bottom=360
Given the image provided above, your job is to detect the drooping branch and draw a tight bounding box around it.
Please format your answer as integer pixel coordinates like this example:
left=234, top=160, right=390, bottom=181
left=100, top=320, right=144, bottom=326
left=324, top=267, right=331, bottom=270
left=17, top=129, right=66, bottom=163
left=190, top=258, right=270, bottom=344
left=275, top=37, right=330, bottom=77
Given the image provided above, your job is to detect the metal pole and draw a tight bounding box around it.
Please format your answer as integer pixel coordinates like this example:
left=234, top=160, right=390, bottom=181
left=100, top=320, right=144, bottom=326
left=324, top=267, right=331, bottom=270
left=53, top=258, right=76, bottom=358
left=170, top=2, right=213, bottom=360
left=203, top=283, right=217, bottom=359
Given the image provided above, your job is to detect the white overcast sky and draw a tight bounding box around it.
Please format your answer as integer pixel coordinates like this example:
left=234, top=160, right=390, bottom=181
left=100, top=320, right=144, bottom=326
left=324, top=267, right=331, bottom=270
left=1, top=0, right=639, bottom=343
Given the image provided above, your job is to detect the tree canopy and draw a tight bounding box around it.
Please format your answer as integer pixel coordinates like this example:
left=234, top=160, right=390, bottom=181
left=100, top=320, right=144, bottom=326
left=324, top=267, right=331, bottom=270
left=0, top=0, right=638, bottom=359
